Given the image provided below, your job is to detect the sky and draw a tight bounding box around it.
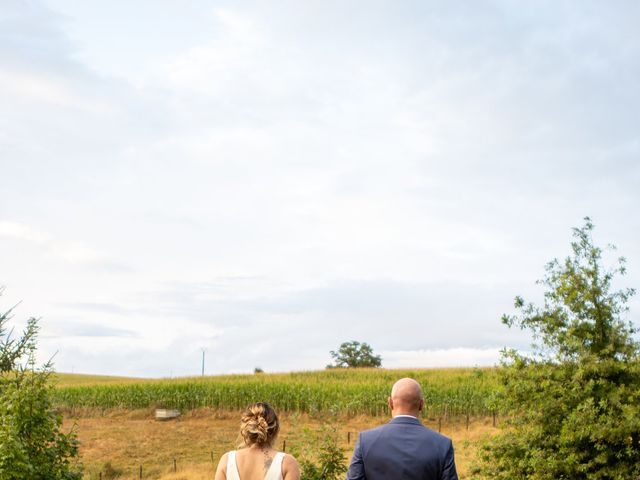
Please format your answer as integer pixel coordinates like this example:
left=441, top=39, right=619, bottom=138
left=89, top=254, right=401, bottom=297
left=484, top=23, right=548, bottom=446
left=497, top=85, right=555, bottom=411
left=1, top=0, right=639, bottom=377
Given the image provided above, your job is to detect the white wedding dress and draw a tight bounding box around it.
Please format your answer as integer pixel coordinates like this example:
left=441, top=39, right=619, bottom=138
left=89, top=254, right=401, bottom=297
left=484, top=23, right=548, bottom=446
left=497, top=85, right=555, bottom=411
left=226, top=450, right=285, bottom=480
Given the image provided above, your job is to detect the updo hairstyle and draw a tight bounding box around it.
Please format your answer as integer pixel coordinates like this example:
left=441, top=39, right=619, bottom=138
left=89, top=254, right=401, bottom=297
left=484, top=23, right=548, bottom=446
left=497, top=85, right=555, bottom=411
left=239, top=402, right=280, bottom=448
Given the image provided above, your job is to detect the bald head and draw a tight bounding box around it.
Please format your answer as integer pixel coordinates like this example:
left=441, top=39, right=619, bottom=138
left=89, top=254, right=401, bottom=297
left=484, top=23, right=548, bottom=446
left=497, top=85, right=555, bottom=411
left=388, top=378, right=424, bottom=417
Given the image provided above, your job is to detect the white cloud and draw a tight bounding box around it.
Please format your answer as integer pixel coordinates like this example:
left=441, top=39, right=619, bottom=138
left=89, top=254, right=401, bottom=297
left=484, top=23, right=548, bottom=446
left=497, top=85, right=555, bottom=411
left=162, top=8, right=267, bottom=97
left=0, top=71, right=114, bottom=113
left=381, top=348, right=502, bottom=368
left=51, top=241, right=104, bottom=264
left=0, top=220, right=112, bottom=267
left=1, top=0, right=639, bottom=377
left=0, top=221, right=51, bottom=244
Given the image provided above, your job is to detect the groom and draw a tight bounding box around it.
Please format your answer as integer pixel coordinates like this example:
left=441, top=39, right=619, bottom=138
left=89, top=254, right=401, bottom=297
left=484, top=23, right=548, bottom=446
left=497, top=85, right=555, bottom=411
left=346, top=378, right=458, bottom=480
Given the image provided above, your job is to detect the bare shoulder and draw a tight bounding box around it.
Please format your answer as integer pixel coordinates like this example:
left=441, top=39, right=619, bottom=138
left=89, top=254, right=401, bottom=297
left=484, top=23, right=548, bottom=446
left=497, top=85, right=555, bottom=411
left=282, top=453, right=300, bottom=479
left=283, top=453, right=299, bottom=465
left=214, top=452, right=229, bottom=479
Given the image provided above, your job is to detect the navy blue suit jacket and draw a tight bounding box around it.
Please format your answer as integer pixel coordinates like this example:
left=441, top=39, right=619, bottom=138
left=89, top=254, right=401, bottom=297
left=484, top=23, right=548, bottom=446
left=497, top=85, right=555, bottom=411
left=346, top=416, right=458, bottom=480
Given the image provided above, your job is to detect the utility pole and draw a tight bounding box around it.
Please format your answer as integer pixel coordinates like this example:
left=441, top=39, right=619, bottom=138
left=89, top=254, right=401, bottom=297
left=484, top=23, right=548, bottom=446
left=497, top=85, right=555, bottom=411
left=201, top=348, right=206, bottom=376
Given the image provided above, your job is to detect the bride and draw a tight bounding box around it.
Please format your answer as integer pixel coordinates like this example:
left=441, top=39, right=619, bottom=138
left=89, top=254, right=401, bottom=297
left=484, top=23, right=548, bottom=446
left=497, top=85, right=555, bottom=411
left=215, top=402, right=300, bottom=480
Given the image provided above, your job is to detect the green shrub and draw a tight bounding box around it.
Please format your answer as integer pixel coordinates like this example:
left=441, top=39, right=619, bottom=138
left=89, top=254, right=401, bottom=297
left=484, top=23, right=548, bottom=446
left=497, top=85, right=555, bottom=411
left=292, top=426, right=347, bottom=480
left=474, top=218, right=640, bottom=479
left=0, top=293, right=83, bottom=479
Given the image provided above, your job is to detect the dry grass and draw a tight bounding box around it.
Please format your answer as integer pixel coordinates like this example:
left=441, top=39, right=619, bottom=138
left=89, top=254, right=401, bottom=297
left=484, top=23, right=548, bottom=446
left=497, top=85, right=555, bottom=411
left=155, top=465, right=212, bottom=480
left=64, top=409, right=499, bottom=479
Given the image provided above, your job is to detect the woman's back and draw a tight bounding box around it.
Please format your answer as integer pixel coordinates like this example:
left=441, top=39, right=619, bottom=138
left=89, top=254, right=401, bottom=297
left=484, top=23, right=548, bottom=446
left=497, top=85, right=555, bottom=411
left=226, top=449, right=284, bottom=480
left=214, top=402, right=299, bottom=480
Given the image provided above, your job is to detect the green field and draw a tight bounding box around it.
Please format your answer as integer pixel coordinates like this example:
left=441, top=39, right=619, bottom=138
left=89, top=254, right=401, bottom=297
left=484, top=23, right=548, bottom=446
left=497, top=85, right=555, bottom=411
left=53, top=367, right=501, bottom=418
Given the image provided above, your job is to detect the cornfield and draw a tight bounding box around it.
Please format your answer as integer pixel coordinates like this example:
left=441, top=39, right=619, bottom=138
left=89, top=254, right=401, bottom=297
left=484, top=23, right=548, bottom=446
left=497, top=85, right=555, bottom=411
left=53, top=368, right=501, bottom=418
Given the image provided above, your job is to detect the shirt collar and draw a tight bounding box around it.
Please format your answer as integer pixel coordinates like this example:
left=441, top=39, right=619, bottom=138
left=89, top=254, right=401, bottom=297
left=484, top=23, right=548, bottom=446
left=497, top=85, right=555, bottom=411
left=389, top=415, right=422, bottom=425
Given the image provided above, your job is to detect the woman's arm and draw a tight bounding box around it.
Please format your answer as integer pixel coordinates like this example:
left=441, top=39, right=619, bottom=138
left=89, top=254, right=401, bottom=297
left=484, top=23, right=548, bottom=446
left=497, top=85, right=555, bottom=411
left=282, top=453, right=300, bottom=480
left=214, top=452, right=228, bottom=480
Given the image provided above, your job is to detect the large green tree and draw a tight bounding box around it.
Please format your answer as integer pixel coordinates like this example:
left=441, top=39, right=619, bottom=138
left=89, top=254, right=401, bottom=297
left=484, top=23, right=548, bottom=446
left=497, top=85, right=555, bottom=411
left=327, top=341, right=382, bottom=368
left=0, top=289, right=82, bottom=479
left=475, top=218, right=640, bottom=479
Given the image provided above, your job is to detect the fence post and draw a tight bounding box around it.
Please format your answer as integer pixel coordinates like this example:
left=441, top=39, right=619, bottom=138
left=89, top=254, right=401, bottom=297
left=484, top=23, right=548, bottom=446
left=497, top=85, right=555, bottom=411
left=173, top=458, right=177, bottom=472
left=139, top=465, right=142, bottom=479
left=282, top=440, right=286, bottom=452
left=347, top=432, right=351, bottom=444
left=438, top=417, right=442, bottom=433
left=465, top=413, right=469, bottom=430
left=493, top=410, right=496, bottom=427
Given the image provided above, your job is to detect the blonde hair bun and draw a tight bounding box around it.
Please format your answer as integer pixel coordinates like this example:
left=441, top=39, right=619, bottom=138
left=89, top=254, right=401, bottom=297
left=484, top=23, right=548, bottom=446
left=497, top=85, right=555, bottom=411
left=239, top=402, right=280, bottom=447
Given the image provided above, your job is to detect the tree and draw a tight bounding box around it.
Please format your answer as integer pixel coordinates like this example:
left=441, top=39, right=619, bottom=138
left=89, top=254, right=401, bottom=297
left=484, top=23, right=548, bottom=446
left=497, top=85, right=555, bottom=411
left=474, top=218, right=640, bottom=479
left=327, top=341, right=382, bottom=368
left=0, top=289, right=83, bottom=479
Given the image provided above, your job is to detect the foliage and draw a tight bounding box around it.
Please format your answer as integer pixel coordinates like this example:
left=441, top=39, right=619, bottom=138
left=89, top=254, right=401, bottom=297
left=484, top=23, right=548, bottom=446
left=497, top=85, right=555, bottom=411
left=0, top=291, right=82, bottom=479
left=292, top=426, right=347, bottom=480
left=53, top=367, right=496, bottom=418
left=474, top=218, right=640, bottom=479
left=327, top=341, right=382, bottom=369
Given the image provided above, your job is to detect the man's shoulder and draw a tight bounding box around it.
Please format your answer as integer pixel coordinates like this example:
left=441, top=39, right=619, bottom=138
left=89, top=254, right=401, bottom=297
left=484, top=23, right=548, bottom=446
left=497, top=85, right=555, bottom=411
left=357, top=423, right=388, bottom=447
left=359, top=423, right=389, bottom=436
left=419, top=425, right=454, bottom=445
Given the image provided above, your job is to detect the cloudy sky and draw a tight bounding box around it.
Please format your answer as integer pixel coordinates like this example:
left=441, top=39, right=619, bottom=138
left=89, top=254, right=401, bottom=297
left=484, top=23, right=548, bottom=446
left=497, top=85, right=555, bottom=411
left=1, top=0, right=639, bottom=377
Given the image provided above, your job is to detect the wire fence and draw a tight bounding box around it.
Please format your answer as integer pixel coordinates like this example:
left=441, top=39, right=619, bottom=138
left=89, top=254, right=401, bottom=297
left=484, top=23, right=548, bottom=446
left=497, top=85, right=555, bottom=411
left=89, top=413, right=500, bottom=479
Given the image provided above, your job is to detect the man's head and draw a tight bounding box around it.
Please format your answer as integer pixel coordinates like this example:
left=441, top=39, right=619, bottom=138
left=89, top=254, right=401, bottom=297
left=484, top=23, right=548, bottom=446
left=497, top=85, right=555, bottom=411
left=388, top=378, right=424, bottom=417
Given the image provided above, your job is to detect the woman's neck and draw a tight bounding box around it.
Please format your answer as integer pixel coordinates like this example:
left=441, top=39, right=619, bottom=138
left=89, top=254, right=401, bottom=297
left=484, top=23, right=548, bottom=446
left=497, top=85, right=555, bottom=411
left=248, top=443, right=273, bottom=451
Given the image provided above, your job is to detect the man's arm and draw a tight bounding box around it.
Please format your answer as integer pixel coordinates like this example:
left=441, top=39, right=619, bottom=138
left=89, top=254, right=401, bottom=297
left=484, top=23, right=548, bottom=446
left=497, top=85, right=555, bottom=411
left=441, top=440, right=458, bottom=480
left=346, top=434, right=366, bottom=480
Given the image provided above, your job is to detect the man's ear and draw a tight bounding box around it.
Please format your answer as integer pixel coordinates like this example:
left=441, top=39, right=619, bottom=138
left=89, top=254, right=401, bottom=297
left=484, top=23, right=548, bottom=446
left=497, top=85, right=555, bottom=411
left=418, top=399, right=424, bottom=412
left=387, top=396, right=394, bottom=412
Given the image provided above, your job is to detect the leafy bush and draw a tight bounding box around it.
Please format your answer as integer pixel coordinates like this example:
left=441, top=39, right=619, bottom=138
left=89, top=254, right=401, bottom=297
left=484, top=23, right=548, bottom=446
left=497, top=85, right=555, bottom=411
left=292, top=426, right=347, bottom=480
left=474, top=218, right=640, bottom=479
left=0, top=292, right=83, bottom=479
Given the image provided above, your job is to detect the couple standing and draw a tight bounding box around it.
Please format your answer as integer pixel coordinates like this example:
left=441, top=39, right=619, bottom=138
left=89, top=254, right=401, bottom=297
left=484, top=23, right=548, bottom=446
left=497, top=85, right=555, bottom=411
left=215, top=377, right=458, bottom=480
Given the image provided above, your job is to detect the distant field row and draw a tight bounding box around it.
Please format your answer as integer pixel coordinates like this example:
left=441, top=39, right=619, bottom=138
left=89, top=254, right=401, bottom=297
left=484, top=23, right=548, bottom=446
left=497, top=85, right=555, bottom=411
left=53, top=368, right=501, bottom=417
